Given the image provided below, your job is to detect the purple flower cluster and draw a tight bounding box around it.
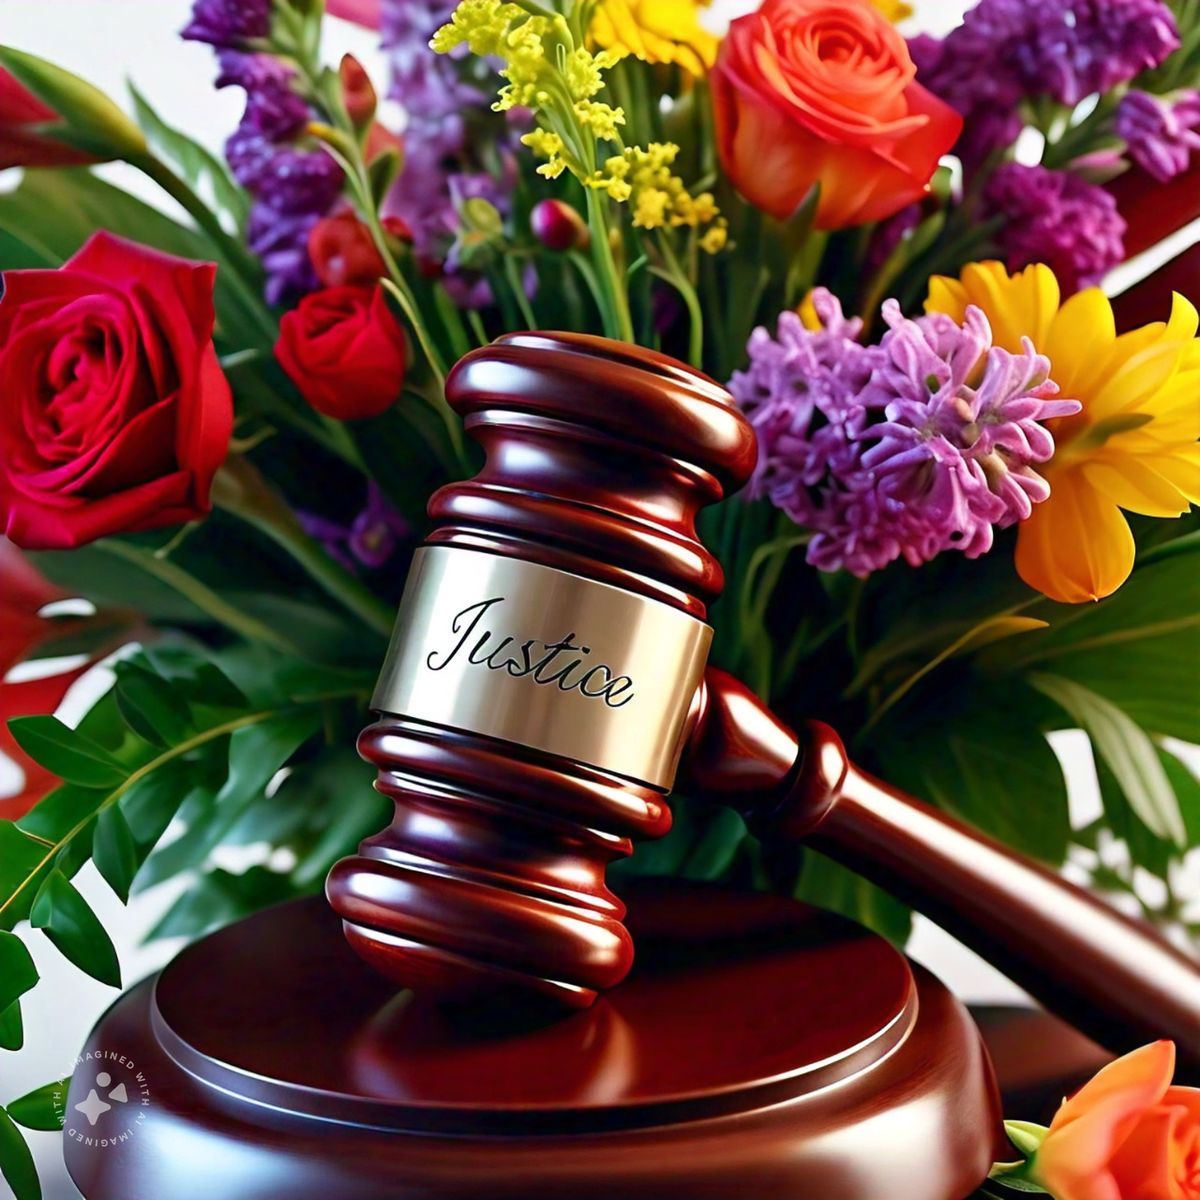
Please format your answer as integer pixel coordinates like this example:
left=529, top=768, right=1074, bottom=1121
left=182, top=0, right=270, bottom=47
left=913, top=0, right=1180, bottom=172
left=299, top=482, right=410, bottom=572
left=379, top=0, right=517, bottom=304
left=1116, top=89, right=1200, bottom=183
left=731, top=291, right=1079, bottom=578
left=983, top=163, right=1126, bottom=292
left=184, top=3, right=343, bottom=303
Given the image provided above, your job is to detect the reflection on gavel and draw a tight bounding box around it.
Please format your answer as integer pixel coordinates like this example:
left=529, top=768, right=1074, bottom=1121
left=326, top=332, right=1200, bottom=1066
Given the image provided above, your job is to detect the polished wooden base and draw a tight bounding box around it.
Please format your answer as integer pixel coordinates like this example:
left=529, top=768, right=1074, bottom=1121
left=66, top=883, right=1002, bottom=1200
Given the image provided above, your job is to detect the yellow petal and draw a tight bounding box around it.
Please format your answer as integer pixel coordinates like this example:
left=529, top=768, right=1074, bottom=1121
left=1015, top=472, right=1137, bottom=603
left=925, top=275, right=968, bottom=324
left=1080, top=454, right=1193, bottom=518
left=1042, top=287, right=1115, bottom=400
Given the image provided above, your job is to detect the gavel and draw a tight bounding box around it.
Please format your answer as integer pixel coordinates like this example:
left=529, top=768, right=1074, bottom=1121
left=327, top=331, right=1200, bottom=1065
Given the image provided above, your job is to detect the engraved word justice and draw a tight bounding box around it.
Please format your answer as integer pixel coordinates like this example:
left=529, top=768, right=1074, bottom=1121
left=426, top=596, right=635, bottom=709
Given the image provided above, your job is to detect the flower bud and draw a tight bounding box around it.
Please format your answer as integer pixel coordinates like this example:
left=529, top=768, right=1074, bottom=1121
left=0, top=46, right=147, bottom=167
left=339, top=54, right=376, bottom=128
left=530, top=199, right=590, bottom=252
left=308, top=210, right=385, bottom=288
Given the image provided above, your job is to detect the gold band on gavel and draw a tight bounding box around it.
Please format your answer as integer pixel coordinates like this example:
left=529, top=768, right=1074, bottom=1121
left=371, top=547, right=712, bottom=789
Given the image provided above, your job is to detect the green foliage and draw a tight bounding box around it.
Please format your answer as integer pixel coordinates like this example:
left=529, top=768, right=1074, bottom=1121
left=128, top=83, right=250, bottom=233
left=0, top=1108, right=39, bottom=1200
left=6, top=1081, right=68, bottom=1133
left=0, top=641, right=376, bottom=1113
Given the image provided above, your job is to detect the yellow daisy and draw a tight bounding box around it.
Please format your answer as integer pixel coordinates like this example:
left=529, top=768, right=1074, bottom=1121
left=927, top=261, right=1200, bottom=604
left=590, top=0, right=719, bottom=77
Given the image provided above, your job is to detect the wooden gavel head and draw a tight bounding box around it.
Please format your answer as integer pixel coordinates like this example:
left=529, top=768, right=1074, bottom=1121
left=326, top=332, right=760, bottom=1008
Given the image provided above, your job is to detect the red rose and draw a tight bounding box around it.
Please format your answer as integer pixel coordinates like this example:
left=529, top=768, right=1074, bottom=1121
left=308, top=211, right=386, bottom=288
left=710, top=0, right=962, bottom=229
left=275, top=285, right=405, bottom=420
left=0, top=232, right=233, bottom=550
left=0, top=64, right=96, bottom=170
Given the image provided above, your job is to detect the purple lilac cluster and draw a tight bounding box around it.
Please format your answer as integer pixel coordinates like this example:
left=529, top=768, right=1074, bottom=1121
left=299, top=483, right=409, bottom=572
left=912, top=0, right=1180, bottom=173
left=184, top=2, right=343, bottom=303
left=1116, top=89, right=1200, bottom=182
left=379, top=0, right=517, bottom=305
left=730, top=291, right=1079, bottom=578
left=982, top=163, right=1126, bottom=292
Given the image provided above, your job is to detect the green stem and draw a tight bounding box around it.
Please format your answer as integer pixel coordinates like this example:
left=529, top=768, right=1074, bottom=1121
left=98, top=539, right=300, bottom=653
left=655, top=236, right=703, bottom=368
left=130, top=152, right=277, bottom=348
left=585, top=188, right=634, bottom=342
left=504, top=255, right=539, bottom=329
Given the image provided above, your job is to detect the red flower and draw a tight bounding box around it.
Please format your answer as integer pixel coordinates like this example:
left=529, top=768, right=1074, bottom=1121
left=308, top=211, right=386, bottom=288
left=0, top=64, right=96, bottom=170
left=710, top=0, right=961, bottom=228
left=0, top=232, right=233, bottom=550
left=0, top=539, right=89, bottom=819
left=275, top=285, right=405, bottom=420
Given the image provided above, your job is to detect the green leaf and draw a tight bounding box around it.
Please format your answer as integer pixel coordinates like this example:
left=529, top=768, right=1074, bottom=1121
left=0, top=823, right=54, bottom=935
left=0, top=226, right=56, bottom=270
left=6, top=1080, right=68, bottom=1133
left=0, top=1107, right=40, bottom=1200
left=145, top=867, right=300, bottom=941
left=1003, top=1120, right=1048, bottom=1159
left=114, top=662, right=190, bottom=748
left=1031, top=674, right=1187, bottom=847
left=0, top=932, right=38, bottom=1014
left=6, top=717, right=126, bottom=789
left=128, top=82, right=249, bottom=230
left=117, top=760, right=194, bottom=847
left=93, top=807, right=139, bottom=904
left=30, top=871, right=121, bottom=988
left=17, top=785, right=110, bottom=843
left=795, top=851, right=914, bottom=945
left=0, top=1002, right=23, bottom=1052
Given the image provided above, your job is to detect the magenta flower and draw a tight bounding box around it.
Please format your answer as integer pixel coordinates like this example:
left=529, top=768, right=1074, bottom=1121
left=983, top=163, right=1126, bottom=294
left=730, top=291, right=1079, bottom=578
left=1116, top=89, right=1200, bottom=183
left=182, top=0, right=270, bottom=48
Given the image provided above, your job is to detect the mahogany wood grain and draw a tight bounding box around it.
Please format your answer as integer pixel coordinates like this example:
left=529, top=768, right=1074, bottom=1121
left=327, top=333, right=755, bottom=1007
left=687, top=670, right=1200, bottom=1073
left=65, top=886, right=1000, bottom=1200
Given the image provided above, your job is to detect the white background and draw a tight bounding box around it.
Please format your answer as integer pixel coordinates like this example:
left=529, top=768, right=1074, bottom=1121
left=0, top=3, right=1182, bottom=1198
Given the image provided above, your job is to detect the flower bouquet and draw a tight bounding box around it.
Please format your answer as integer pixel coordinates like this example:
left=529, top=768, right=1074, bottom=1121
left=0, top=0, right=1198, bottom=1194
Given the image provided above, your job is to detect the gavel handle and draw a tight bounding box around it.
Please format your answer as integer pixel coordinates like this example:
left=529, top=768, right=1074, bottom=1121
left=685, top=669, right=1200, bottom=1070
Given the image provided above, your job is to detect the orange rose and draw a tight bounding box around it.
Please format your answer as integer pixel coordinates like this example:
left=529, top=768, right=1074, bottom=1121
left=710, top=0, right=961, bottom=228
left=1032, top=1041, right=1200, bottom=1200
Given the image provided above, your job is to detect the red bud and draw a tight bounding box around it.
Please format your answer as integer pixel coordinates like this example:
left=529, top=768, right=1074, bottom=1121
left=339, top=54, right=376, bottom=128
left=530, top=199, right=590, bottom=252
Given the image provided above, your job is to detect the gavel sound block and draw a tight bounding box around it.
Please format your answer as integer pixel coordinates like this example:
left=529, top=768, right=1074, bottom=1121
left=64, top=334, right=1199, bottom=1200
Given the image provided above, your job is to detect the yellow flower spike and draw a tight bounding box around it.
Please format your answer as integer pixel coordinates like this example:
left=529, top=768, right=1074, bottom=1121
left=927, top=262, right=1200, bottom=604
left=590, top=0, right=719, bottom=78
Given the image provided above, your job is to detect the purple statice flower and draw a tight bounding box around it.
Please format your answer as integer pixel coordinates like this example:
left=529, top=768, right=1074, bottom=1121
left=913, top=0, right=1180, bottom=173
left=983, top=162, right=1126, bottom=293
left=247, top=204, right=321, bottom=305
left=730, top=291, right=1079, bottom=578
left=182, top=0, right=270, bottom=47
left=1116, top=89, right=1200, bottom=183
left=379, top=0, right=519, bottom=304
left=299, top=484, right=410, bottom=573
left=184, top=1, right=346, bottom=303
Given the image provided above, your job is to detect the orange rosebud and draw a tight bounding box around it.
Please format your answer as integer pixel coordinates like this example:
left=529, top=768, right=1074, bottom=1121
left=1033, top=1041, right=1200, bottom=1200
left=710, top=0, right=961, bottom=229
